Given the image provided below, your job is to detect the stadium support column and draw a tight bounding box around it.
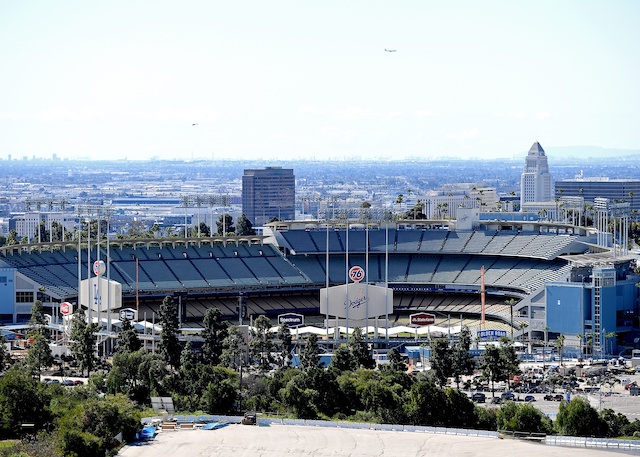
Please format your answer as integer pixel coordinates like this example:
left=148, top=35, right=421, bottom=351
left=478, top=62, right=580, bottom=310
left=238, top=292, right=246, bottom=325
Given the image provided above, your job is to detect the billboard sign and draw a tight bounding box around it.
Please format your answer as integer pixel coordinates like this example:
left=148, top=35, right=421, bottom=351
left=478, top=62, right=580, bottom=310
left=278, top=313, right=304, bottom=327
left=410, top=312, right=436, bottom=326
left=320, top=283, right=393, bottom=320
left=477, top=329, right=507, bottom=339
left=119, top=308, right=137, bottom=321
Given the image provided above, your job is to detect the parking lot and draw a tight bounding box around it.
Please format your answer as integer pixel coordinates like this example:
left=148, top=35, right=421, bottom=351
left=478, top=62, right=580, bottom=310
left=468, top=364, right=640, bottom=420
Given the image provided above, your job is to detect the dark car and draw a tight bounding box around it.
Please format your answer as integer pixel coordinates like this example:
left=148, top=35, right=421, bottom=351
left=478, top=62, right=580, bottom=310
left=471, top=392, right=486, bottom=403
left=524, top=395, right=535, bottom=402
left=491, top=396, right=501, bottom=404
left=543, top=394, right=554, bottom=401
left=554, top=394, right=564, bottom=401
left=73, top=380, right=84, bottom=386
left=501, top=391, right=515, bottom=401
left=61, top=379, right=75, bottom=386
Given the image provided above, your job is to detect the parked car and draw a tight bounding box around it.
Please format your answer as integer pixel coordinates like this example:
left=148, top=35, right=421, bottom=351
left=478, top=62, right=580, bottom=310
left=61, top=379, right=75, bottom=386
left=491, top=397, right=501, bottom=404
left=73, top=380, right=84, bottom=386
left=553, top=394, right=564, bottom=401
left=524, top=395, right=535, bottom=402
left=543, top=394, right=554, bottom=401
left=471, top=392, right=486, bottom=403
left=501, top=391, right=515, bottom=401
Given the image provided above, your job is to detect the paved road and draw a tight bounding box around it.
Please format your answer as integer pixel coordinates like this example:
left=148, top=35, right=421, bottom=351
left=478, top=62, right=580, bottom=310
left=119, top=424, right=622, bottom=457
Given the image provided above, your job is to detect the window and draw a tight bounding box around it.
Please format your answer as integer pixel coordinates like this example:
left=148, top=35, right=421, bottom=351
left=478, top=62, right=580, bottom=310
left=0, top=276, right=6, bottom=284
left=16, top=292, right=34, bottom=303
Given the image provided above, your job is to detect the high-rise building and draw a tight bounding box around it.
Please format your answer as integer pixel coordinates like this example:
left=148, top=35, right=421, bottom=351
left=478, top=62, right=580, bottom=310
left=242, top=167, right=295, bottom=227
left=520, top=142, right=553, bottom=208
left=555, top=178, right=640, bottom=215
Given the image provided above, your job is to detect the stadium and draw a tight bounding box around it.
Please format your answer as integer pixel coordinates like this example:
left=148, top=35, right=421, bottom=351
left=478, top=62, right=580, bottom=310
left=5, top=212, right=634, bottom=354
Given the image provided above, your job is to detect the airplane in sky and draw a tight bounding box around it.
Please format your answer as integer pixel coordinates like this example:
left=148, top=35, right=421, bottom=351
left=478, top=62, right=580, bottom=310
left=384, top=49, right=396, bottom=52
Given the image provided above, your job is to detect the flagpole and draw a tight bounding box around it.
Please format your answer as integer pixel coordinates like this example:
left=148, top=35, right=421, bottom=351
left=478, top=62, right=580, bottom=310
left=325, top=211, right=329, bottom=345
left=345, top=219, right=349, bottom=343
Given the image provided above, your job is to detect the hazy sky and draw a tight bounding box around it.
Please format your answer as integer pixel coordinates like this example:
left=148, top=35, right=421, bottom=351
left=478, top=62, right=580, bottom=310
left=1, top=1, right=639, bottom=161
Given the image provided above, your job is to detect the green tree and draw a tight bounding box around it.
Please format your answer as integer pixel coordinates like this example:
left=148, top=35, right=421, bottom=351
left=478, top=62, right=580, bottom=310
left=116, top=318, right=142, bottom=354
left=201, top=371, right=238, bottom=414
left=216, top=214, right=234, bottom=236
left=198, top=222, right=211, bottom=237
left=385, top=347, right=407, bottom=372
left=58, top=394, right=140, bottom=456
left=250, top=315, right=275, bottom=371
left=429, top=338, right=452, bottom=387
left=300, top=333, right=320, bottom=370
left=496, top=401, right=553, bottom=434
left=555, top=397, right=609, bottom=437
left=29, top=299, right=47, bottom=328
left=0, top=365, right=51, bottom=437
left=348, top=327, right=375, bottom=369
left=158, top=295, right=181, bottom=370
left=0, top=335, right=8, bottom=371
left=276, top=322, right=293, bottom=368
left=26, top=333, right=54, bottom=376
left=480, top=338, right=520, bottom=392
left=106, top=349, right=150, bottom=402
left=6, top=229, right=18, bottom=246
left=281, top=372, right=319, bottom=419
left=235, top=214, right=255, bottom=236
left=600, top=408, right=630, bottom=438
left=69, top=309, right=99, bottom=376
left=451, top=326, right=475, bottom=389
left=221, top=325, right=245, bottom=370
left=201, top=308, right=227, bottom=365
left=404, top=380, right=449, bottom=426
left=479, top=344, right=502, bottom=393
left=329, top=344, right=357, bottom=372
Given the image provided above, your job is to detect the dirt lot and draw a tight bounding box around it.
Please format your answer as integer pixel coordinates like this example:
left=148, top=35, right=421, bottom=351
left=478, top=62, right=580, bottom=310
left=119, top=423, right=626, bottom=457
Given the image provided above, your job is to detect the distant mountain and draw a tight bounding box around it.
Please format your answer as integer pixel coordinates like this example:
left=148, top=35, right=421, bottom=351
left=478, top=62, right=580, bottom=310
left=546, top=146, right=640, bottom=159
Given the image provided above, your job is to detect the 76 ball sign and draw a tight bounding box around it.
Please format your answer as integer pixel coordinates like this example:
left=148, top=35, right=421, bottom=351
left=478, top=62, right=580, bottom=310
left=348, top=265, right=365, bottom=283
left=60, top=302, right=72, bottom=316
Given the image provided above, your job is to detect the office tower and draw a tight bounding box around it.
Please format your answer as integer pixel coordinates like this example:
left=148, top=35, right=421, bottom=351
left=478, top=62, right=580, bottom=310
left=555, top=177, right=640, bottom=215
left=242, top=167, right=295, bottom=227
left=520, top=141, right=553, bottom=207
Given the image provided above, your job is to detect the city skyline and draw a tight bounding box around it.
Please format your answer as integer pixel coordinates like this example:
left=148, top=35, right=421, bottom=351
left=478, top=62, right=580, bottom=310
left=1, top=1, right=639, bottom=161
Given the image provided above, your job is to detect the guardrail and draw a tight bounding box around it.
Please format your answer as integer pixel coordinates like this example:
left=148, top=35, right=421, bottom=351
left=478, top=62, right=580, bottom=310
left=546, top=435, right=640, bottom=452
left=142, top=415, right=499, bottom=439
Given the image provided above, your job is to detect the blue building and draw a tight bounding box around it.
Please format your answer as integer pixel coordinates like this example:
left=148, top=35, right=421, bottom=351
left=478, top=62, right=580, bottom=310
left=546, top=261, right=638, bottom=356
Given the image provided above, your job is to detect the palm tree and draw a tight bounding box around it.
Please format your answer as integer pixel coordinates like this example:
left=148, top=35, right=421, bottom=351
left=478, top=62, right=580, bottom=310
left=518, top=321, right=529, bottom=356
left=396, top=194, right=404, bottom=217
left=577, top=333, right=584, bottom=359
left=604, top=331, right=616, bottom=356
left=504, top=298, right=517, bottom=340
left=556, top=334, right=565, bottom=366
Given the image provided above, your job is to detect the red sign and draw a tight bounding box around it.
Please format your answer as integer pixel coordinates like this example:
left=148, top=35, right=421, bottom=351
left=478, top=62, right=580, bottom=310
left=60, top=302, right=72, bottom=316
left=348, top=265, right=365, bottom=282
left=410, top=312, right=435, bottom=326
